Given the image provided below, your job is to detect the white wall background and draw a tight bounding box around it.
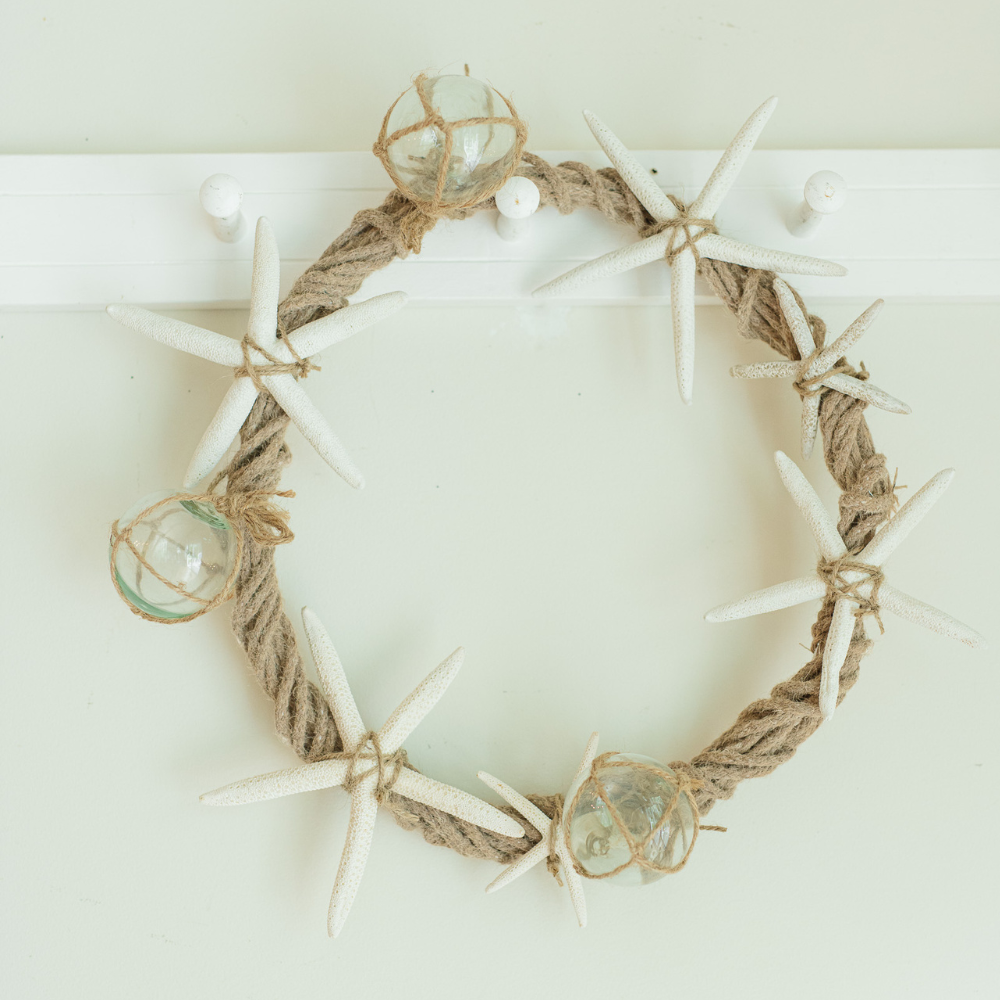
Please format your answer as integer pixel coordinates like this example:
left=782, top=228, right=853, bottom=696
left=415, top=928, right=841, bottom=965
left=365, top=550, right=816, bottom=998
left=2, top=2, right=998, bottom=998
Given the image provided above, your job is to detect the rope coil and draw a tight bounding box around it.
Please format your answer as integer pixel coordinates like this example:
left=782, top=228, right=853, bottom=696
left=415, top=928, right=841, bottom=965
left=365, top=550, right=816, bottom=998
left=206, top=152, right=901, bottom=864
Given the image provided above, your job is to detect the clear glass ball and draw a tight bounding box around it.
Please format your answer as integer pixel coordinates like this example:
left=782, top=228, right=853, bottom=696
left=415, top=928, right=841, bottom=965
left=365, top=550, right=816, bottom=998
left=111, top=490, right=238, bottom=621
left=384, top=74, right=519, bottom=206
left=564, top=753, right=697, bottom=886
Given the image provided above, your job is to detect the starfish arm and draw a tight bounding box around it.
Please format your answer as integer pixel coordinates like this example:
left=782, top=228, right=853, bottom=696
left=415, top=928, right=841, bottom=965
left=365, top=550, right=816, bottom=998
left=477, top=771, right=553, bottom=833
left=773, top=277, right=818, bottom=361
left=301, top=607, right=366, bottom=751
left=819, top=597, right=856, bottom=720
left=182, top=376, right=259, bottom=488
left=774, top=451, right=849, bottom=560
left=484, top=841, right=549, bottom=893
left=284, top=292, right=409, bottom=359
left=689, top=96, right=778, bottom=219
left=532, top=232, right=672, bottom=297
left=731, top=361, right=799, bottom=379
left=199, top=759, right=349, bottom=806
left=378, top=648, right=465, bottom=754
left=860, top=469, right=956, bottom=566
left=808, top=300, right=884, bottom=376
left=704, top=576, right=828, bottom=622
left=555, top=826, right=588, bottom=927
left=572, top=732, right=601, bottom=784
left=819, top=372, right=912, bottom=415
left=392, top=770, right=525, bottom=838
left=800, top=393, right=822, bottom=460
left=262, top=374, right=364, bottom=489
left=248, top=217, right=281, bottom=352
left=582, top=110, right=677, bottom=223
left=105, top=304, right=243, bottom=367
left=328, top=775, right=379, bottom=938
left=671, top=248, right=697, bottom=405
left=878, top=584, right=988, bottom=649
left=697, top=233, right=848, bottom=277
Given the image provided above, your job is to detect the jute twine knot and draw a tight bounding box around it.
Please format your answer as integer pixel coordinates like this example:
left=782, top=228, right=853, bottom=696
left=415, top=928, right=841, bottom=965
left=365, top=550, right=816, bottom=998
left=563, top=752, right=704, bottom=881
left=643, top=195, right=718, bottom=265
left=234, top=324, right=319, bottom=395
left=545, top=796, right=565, bottom=885
left=816, top=554, right=886, bottom=634
left=373, top=73, right=528, bottom=253
left=109, top=488, right=295, bottom=624
left=334, top=731, right=409, bottom=804
left=794, top=358, right=871, bottom=400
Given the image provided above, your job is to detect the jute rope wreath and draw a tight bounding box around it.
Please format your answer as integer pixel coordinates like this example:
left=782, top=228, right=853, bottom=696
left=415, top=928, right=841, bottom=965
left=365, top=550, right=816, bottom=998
left=107, top=77, right=986, bottom=932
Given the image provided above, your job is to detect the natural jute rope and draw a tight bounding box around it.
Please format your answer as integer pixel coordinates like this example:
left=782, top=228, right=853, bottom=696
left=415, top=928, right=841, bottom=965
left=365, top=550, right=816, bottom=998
left=217, top=152, right=896, bottom=866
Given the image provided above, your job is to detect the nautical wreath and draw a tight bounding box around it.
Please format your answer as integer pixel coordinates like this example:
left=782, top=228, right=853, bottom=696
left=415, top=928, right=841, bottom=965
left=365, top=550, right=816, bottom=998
left=106, top=72, right=986, bottom=936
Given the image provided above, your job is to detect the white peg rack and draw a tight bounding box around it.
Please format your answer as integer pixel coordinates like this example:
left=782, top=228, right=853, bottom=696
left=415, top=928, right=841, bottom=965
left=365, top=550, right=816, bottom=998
left=2, top=149, right=998, bottom=309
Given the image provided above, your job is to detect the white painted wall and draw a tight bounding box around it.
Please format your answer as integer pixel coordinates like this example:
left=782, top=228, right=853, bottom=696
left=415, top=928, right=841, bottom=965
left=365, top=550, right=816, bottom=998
left=2, top=302, right=997, bottom=998
left=2, top=2, right=998, bottom=998
left=3, top=0, right=999, bottom=153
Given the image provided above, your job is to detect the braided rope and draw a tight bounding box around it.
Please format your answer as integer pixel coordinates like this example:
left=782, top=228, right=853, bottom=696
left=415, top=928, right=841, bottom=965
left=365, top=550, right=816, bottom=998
left=221, top=154, right=894, bottom=860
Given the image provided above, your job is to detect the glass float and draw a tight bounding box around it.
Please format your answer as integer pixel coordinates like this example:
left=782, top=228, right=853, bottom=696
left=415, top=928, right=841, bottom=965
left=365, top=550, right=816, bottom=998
left=380, top=74, right=522, bottom=208
left=110, top=490, right=238, bottom=621
left=564, top=752, right=697, bottom=886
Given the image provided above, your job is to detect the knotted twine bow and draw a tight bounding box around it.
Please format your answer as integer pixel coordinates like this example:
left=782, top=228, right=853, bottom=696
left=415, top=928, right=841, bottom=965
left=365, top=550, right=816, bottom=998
left=794, top=359, right=871, bottom=400
left=109, top=488, right=295, bottom=624
left=234, top=323, right=319, bottom=394
left=643, top=194, right=719, bottom=265
left=816, top=555, right=887, bottom=634
left=333, top=730, right=410, bottom=803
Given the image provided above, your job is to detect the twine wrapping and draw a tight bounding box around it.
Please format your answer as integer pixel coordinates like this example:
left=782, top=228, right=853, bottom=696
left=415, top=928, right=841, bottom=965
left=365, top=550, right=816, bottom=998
left=644, top=194, right=718, bottom=264
left=234, top=324, right=319, bottom=394
left=563, top=753, right=701, bottom=880
left=334, top=731, right=409, bottom=803
left=207, top=151, right=901, bottom=865
left=817, top=556, right=886, bottom=634
left=373, top=73, right=528, bottom=252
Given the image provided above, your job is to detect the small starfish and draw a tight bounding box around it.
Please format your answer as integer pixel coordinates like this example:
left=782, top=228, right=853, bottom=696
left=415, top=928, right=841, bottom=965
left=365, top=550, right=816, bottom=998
left=107, top=217, right=406, bottom=489
left=705, top=451, right=986, bottom=720
left=477, top=731, right=600, bottom=927
left=201, top=607, right=524, bottom=937
left=731, top=278, right=912, bottom=458
left=533, top=99, right=847, bottom=404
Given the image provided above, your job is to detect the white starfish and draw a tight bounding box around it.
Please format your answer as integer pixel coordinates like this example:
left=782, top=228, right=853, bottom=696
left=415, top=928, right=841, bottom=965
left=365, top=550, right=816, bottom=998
left=533, top=99, right=847, bottom=404
left=106, top=217, right=406, bottom=490
left=705, top=451, right=986, bottom=720
left=201, top=607, right=525, bottom=937
left=477, top=731, right=600, bottom=927
left=731, top=279, right=912, bottom=458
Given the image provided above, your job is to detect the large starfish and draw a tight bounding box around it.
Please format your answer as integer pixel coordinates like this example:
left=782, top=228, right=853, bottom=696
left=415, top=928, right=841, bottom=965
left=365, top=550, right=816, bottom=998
left=533, top=99, right=847, bottom=404
left=705, top=452, right=986, bottom=720
left=477, top=732, right=599, bottom=927
left=731, top=278, right=911, bottom=458
left=107, top=217, right=406, bottom=489
left=201, top=607, right=525, bottom=937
